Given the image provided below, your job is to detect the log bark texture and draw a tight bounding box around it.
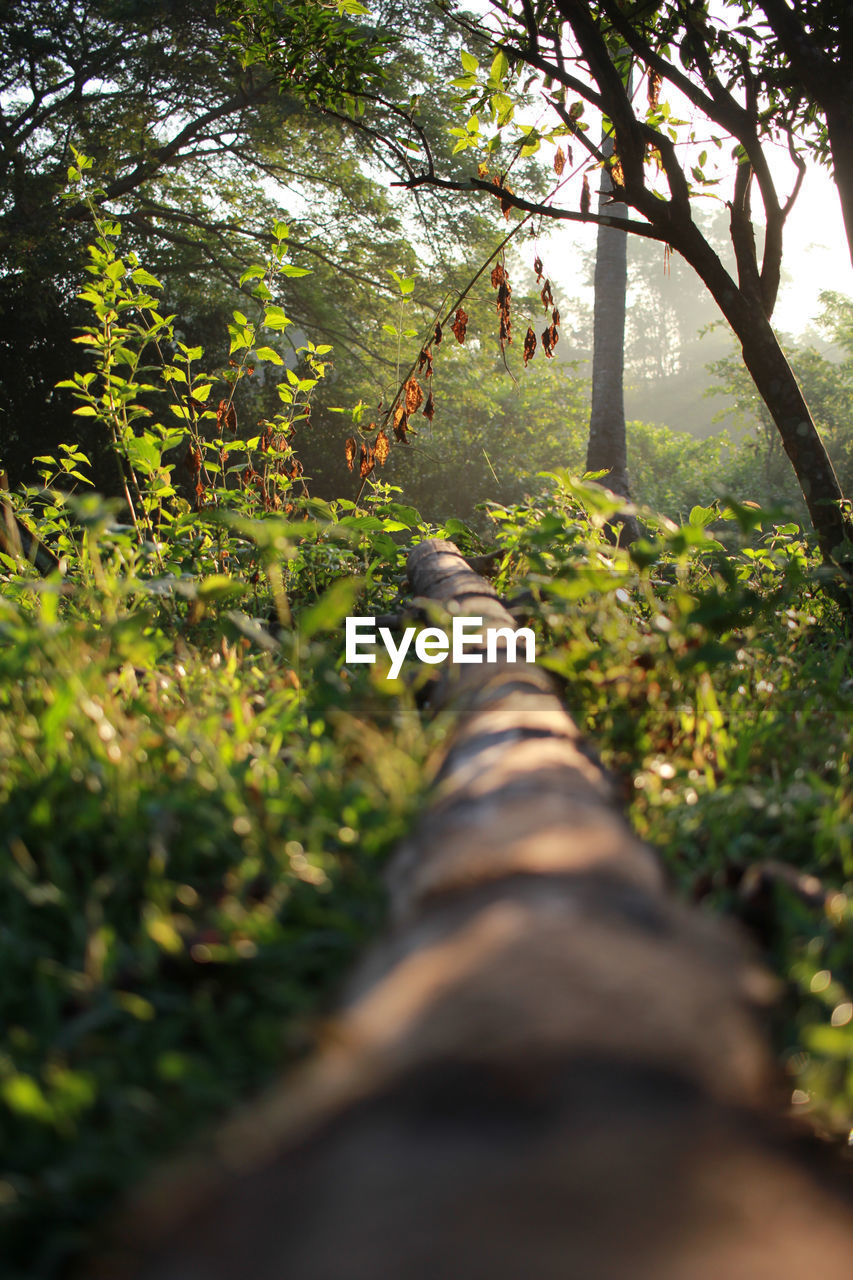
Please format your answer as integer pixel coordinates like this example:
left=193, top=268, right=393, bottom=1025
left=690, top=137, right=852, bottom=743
left=106, top=540, right=853, bottom=1280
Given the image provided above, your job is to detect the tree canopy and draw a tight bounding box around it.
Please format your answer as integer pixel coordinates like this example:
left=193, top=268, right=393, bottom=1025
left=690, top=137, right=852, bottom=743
left=228, top=0, right=853, bottom=563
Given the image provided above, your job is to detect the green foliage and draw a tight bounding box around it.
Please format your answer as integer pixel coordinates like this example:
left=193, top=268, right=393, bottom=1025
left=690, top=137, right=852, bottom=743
left=0, top=183, right=442, bottom=1277
left=485, top=474, right=853, bottom=1140
left=0, top=553, right=431, bottom=1276
left=220, top=0, right=391, bottom=107
left=0, top=0, right=506, bottom=490
left=707, top=292, right=853, bottom=513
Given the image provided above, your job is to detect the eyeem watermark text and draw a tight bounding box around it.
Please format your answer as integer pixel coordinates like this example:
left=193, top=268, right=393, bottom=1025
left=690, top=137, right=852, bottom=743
left=345, top=616, right=536, bottom=680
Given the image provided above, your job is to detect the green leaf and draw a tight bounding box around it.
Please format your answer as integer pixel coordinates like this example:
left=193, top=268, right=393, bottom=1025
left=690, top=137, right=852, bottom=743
left=254, top=346, right=284, bottom=364
left=461, top=49, right=479, bottom=73
left=688, top=503, right=718, bottom=529
left=196, top=575, right=247, bottom=602
left=131, top=268, right=162, bottom=288
left=491, top=92, right=514, bottom=126
left=489, top=50, right=509, bottom=85
left=264, top=306, right=291, bottom=331
left=299, top=576, right=363, bottom=640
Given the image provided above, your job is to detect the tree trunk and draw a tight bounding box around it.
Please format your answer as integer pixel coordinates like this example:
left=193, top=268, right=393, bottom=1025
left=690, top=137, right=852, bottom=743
left=673, top=218, right=853, bottom=565
left=587, top=132, right=632, bottom=501
left=826, top=100, right=853, bottom=270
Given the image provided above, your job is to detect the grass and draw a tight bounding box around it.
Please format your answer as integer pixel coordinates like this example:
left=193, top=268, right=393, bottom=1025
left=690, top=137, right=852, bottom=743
left=2, top=470, right=853, bottom=1277
left=490, top=474, right=853, bottom=1138
left=0, top=493, right=437, bottom=1278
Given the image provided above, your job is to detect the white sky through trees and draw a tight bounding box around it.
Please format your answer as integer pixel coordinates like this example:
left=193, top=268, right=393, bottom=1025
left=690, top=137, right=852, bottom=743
left=460, top=0, right=853, bottom=339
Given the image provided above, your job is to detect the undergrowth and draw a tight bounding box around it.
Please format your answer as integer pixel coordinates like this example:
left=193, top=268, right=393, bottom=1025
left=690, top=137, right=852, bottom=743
left=0, top=166, right=444, bottom=1277
left=488, top=474, right=853, bottom=1140
left=0, top=482, right=442, bottom=1278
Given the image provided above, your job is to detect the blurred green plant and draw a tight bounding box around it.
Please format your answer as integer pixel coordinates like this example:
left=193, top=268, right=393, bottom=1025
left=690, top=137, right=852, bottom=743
left=485, top=474, right=853, bottom=1141
left=0, top=156, right=439, bottom=1279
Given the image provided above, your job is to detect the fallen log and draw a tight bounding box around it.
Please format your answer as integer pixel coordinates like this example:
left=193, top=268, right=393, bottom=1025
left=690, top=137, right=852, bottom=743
left=105, top=539, right=853, bottom=1280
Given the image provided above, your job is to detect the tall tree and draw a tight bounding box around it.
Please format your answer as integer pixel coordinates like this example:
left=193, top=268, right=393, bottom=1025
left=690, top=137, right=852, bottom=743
left=747, top=0, right=853, bottom=268
left=587, top=128, right=631, bottom=504
left=0, top=0, right=499, bottom=487
left=243, top=0, right=850, bottom=563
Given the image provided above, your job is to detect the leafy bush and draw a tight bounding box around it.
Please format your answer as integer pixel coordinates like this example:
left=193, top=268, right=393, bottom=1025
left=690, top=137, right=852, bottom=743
left=0, top=167, right=441, bottom=1277
left=487, top=476, right=853, bottom=1139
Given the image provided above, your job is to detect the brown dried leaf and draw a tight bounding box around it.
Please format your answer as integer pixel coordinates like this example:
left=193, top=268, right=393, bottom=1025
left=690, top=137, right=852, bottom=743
left=495, top=262, right=513, bottom=347
left=423, top=390, right=435, bottom=422
left=344, top=436, right=357, bottom=472
left=552, top=307, right=560, bottom=328
left=523, top=327, right=536, bottom=366
left=433, top=321, right=443, bottom=346
left=375, top=429, right=390, bottom=465
left=542, top=323, right=559, bottom=358
left=648, top=70, right=661, bottom=109
left=554, top=146, right=566, bottom=176
left=540, top=278, right=554, bottom=311
left=404, top=377, right=424, bottom=413
left=581, top=173, right=591, bottom=215
left=533, top=254, right=544, bottom=282
left=490, top=263, right=506, bottom=289
left=359, top=444, right=375, bottom=480
left=451, top=307, right=468, bottom=344
left=185, top=444, right=203, bottom=477
left=392, top=405, right=410, bottom=442
left=216, top=400, right=237, bottom=433
left=417, top=346, right=433, bottom=377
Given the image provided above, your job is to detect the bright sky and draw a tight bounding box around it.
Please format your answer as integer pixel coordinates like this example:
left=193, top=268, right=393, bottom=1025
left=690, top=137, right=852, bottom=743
left=464, top=0, right=853, bottom=339
left=538, top=156, right=853, bottom=339
left=771, top=166, right=853, bottom=335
